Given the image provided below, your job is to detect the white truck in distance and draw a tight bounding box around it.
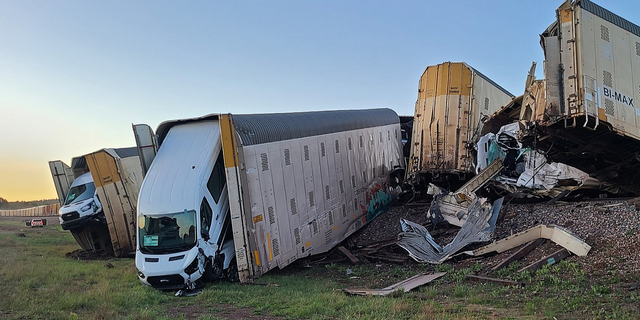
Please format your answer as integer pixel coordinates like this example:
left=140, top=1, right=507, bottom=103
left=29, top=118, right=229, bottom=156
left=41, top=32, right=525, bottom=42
left=134, top=109, right=404, bottom=290
left=58, top=172, right=104, bottom=230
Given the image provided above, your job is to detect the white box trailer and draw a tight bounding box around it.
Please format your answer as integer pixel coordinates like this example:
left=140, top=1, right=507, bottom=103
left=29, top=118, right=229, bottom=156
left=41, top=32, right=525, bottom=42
left=407, top=62, right=514, bottom=187
left=133, top=109, right=404, bottom=288
left=49, top=147, right=144, bottom=257
left=514, top=0, right=640, bottom=194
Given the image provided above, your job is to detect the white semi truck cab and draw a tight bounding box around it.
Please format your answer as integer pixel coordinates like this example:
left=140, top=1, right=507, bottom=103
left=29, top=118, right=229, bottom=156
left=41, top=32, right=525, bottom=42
left=136, top=121, right=236, bottom=289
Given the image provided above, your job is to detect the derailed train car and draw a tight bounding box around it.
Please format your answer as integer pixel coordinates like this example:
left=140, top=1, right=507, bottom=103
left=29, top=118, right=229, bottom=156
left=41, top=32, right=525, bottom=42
left=50, top=148, right=144, bottom=256
left=133, top=109, right=405, bottom=289
left=406, top=62, right=514, bottom=189
left=489, top=0, right=640, bottom=195
left=0, top=204, right=60, bottom=217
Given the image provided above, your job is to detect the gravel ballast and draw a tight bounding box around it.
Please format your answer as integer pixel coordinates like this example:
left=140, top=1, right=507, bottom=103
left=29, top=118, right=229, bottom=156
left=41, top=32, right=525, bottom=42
left=349, top=198, right=640, bottom=276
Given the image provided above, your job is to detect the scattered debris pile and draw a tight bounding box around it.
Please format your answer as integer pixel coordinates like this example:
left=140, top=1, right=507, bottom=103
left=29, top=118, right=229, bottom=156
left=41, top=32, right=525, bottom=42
left=464, top=224, right=591, bottom=273
left=396, top=197, right=503, bottom=264
left=476, top=123, right=604, bottom=199
left=494, top=198, right=640, bottom=275
left=342, top=197, right=640, bottom=276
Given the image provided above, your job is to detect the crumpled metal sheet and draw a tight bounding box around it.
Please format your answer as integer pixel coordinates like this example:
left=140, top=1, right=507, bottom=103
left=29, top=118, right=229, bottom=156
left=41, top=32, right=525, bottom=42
left=476, top=123, right=595, bottom=196
left=342, top=272, right=446, bottom=296
left=515, top=150, right=593, bottom=190
left=425, top=183, right=472, bottom=227
left=397, top=197, right=504, bottom=264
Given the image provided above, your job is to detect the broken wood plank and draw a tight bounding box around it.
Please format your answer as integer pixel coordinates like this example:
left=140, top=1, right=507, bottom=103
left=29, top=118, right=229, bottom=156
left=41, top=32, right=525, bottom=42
left=489, top=238, right=547, bottom=272
left=371, top=252, right=408, bottom=260
left=355, top=236, right=397, bottom=248
left=309, top=257, right=348, bottom=265
left=337, top=246, right=361, bottom=264
left=626, top=197, right=640, bottom=205
left=356, top=242, right=398, bottom=254
left=626, top=197, right=640, bottom=210
left=518, top=248, right=571, bottom=273
left=546, top=189, right=571, bottom=205
left=363, top=255, right=407, bottom=264
left=599, top=203, right=624, bottom=208
left=502, top=211, right=517, bottom=220
left=466, top=275, right=524, bottom=287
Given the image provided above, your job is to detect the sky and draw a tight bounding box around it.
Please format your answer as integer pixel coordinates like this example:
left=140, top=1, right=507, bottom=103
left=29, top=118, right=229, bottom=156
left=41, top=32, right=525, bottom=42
left=1, top=0, right=639, bottom=202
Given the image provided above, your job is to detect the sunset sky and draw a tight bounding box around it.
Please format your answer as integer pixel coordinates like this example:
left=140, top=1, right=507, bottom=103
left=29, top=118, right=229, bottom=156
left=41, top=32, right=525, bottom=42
left=1, top=0, right=638, bottom=201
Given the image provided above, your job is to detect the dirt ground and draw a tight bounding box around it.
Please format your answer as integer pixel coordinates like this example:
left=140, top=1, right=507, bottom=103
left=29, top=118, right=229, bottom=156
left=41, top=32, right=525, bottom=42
left=168, top=304, right=286, bottom=320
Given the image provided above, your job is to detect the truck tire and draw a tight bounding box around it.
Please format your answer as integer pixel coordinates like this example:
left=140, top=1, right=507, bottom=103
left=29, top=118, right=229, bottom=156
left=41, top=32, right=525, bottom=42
left=204, top=255, right=224, bottom=281
left=390, top=167, right=405, bottom=188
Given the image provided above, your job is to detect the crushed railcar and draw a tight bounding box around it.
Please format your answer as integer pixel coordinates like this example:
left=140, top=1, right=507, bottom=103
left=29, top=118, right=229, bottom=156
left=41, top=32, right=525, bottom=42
left=512, top=0, right=640, bottom=195
left=406, top=62, right=514, bottom=190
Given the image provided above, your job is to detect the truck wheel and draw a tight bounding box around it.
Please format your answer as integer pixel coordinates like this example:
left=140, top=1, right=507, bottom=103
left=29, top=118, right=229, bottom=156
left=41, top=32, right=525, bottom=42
left=390, top=167, right=405, bottom=188
left=202, top=260, right=213, bottom=281
left=213, top=256, right=224, bottom=280
left=204, top=256, right=224, bottom=281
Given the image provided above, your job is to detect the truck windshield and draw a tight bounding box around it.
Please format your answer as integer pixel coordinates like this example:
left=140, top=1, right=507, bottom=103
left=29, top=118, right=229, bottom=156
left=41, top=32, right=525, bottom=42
left=138, top=211, right=197, bottom=254
left=64, top=182, right=96, bottom=205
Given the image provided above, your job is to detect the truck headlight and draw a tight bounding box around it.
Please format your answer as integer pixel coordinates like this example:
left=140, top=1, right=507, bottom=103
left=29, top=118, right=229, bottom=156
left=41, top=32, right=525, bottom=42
left=184, top=257, right=199, bottom=275
left=137, top=269, right=146, bottom=279
left=81, top=202, right=93, bottom=212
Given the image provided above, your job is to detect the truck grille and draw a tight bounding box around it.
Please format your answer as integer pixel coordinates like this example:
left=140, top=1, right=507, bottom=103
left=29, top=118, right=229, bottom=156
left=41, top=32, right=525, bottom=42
left=61, top=212, right=80, bottom=222
left=147, top=274, right=184, bottom=287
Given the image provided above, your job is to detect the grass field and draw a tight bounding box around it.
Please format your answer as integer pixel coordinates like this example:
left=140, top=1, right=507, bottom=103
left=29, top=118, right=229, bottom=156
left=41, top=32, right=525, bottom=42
left=1, top=218, right=638, bottom=320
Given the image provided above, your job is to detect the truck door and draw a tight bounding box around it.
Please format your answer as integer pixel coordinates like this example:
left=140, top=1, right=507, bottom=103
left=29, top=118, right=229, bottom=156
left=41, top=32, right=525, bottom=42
left=132, top=124, right=158, bottom=176
left=48, top=161, right=75, bottom=206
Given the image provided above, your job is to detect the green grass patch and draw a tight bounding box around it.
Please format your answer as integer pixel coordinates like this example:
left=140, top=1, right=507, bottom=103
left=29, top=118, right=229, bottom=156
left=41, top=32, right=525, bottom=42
left=0, top=219, right=639, bottom=319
